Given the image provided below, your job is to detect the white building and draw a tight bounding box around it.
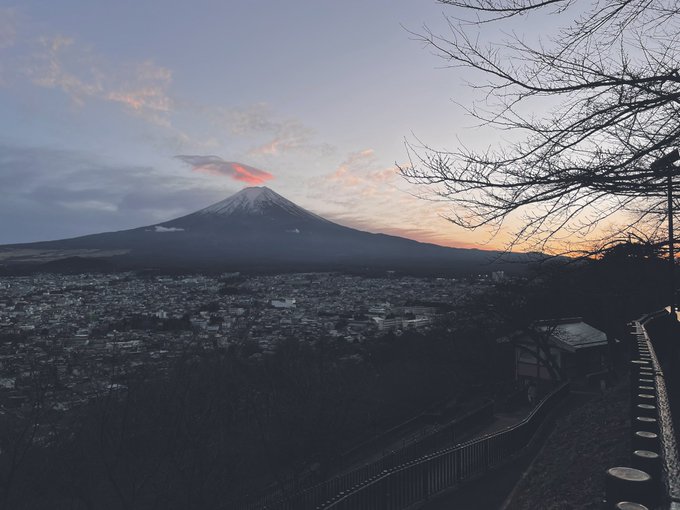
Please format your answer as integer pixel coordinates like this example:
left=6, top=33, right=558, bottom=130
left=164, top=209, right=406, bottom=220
left=271, top=298, right=296, bottom=309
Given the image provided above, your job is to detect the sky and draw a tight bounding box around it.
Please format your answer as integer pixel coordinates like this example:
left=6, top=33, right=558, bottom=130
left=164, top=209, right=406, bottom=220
left=0, top=0, right=538, bottom=249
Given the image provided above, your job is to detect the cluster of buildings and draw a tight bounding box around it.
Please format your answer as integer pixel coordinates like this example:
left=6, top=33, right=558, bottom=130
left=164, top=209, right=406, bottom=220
left=0, top=271, right=478, bottom=415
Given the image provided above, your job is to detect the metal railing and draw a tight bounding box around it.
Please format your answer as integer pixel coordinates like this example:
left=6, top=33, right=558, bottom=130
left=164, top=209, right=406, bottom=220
left=240, top=400, right=495, bottom=510
left=608, top=312, right=680, bottom=509
left=318, top=382, right=570, bottom=510
left=639, top=311, right=680, bottom=507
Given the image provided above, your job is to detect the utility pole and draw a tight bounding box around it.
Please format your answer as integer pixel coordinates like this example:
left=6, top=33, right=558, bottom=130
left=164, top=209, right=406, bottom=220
left=651, top=150, right=680, bottom=319
left=670, top=173, right=676, bottom=318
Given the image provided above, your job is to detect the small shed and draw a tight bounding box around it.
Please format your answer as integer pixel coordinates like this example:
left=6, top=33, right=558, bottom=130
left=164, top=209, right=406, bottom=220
left=510, top=318, right=614, bottom=382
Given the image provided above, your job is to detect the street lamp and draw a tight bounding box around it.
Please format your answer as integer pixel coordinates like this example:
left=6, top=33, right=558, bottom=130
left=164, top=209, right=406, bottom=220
left=651, top=149, right=680, bottom=318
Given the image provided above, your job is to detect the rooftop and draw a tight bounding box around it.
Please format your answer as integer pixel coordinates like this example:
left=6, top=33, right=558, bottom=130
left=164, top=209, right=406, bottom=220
left=535, top=318, right=610, bottom=352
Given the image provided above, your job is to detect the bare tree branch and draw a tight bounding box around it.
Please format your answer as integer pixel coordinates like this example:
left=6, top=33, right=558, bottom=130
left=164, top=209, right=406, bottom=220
left=403, top=0, right=680, bottom=252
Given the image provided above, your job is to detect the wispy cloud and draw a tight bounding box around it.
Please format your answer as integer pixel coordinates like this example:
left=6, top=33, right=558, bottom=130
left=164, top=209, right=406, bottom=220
left=105, top=61, right=173, bottom=123
left=309, top=148, right=396, bottom=205
left=0, top=8, right=17, bottom=50
left=6, top=16, right=331, bottom=158
left=195, top=102, right=333, bottom=159
left=248, top=134, right=306, bottom=157
left=326, top=149, right=398, bottom=189
left=304, top=148, right=472, bottom=248
left=26, top=35, right=173, bottom=125
left=214, top=103, right=282, bottom=136
left=175, top=155, right=274, bottom=185
left=29, top=36, right=100, bottom=105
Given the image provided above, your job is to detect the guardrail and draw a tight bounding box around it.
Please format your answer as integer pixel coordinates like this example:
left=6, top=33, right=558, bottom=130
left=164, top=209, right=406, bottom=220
left=240, top=400, right=494, bottom=510
left=318, top=381, right=570, bottom=510
left=604, top=311, right=680, bottom=510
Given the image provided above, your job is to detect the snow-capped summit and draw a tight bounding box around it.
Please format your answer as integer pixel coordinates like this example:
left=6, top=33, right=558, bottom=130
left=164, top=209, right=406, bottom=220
left=153, top=186, right=330, bottom=234
left=199, top=186, right=292, bottom=214
left=0, top=184, right=521, bottom=274
left=199, top=186, right=278, bottom=215
left=197, top=186, right=323, bottom=220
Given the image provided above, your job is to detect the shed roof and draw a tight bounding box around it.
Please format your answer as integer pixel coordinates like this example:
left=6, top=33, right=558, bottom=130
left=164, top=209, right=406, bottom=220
left=534, top=319, right=609, bottom=353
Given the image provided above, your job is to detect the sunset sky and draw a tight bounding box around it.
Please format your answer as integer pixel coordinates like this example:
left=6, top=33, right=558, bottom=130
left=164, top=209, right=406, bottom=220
left=0, top=1, right=555, bottom=249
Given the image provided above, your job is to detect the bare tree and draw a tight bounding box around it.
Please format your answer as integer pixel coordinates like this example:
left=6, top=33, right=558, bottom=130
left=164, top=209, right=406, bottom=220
left=521, top=323, right=564, bottom=382
left=401, top=0, right=680, bottom=253
left=0, top=357, right=49, bottom=510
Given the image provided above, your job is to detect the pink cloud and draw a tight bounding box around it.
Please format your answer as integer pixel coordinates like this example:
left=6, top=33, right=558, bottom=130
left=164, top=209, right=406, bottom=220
left=28, top=38, right=173, bottom=125
left=248, top=136, right=300, bottom=156
left=176, top=155, right=274, bottom=185
left=327, top=149, right=398, bottom=187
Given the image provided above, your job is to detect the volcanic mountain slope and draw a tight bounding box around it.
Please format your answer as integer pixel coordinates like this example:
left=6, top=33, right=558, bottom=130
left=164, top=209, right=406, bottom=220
left=0, top=187, right=530, bottom=273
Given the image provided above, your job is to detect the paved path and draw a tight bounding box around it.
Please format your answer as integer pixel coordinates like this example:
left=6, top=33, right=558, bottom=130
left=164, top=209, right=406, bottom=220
left=407, top=406, right=534, bottom=510
left=336, top=405, right=530, bottom=479
left=415, top=393, right=593, bottom=510
left=468, top=406, right=531, bottom=438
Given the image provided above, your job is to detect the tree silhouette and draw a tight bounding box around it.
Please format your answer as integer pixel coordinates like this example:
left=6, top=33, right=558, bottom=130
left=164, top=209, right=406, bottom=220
left=402, top=0, right=680, bottom=253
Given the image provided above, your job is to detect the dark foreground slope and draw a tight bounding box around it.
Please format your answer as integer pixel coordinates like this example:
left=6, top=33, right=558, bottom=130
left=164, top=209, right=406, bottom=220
left=418, top=384, right=628, bottom=510
left=504, top=381, right=629, bottom=510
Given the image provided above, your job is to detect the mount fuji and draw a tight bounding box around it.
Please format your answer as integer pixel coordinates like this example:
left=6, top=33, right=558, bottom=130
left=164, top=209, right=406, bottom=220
left=0, top=187, right=530, bottom=274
